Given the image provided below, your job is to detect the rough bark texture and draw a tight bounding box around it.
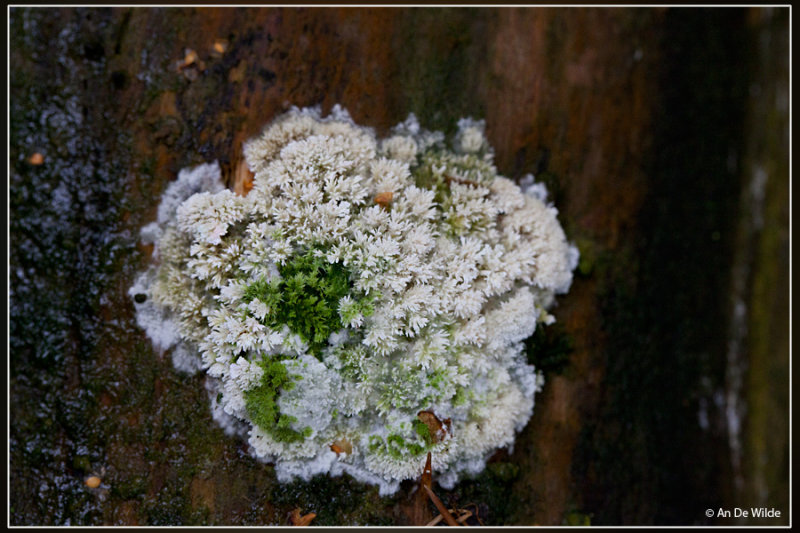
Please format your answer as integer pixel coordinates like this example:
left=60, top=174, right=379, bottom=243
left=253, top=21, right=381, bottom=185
left=9, top=7, right=789, bottom=526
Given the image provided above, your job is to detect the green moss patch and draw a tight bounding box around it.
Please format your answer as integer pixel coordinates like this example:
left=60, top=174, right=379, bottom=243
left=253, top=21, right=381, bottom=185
left=243, top=248, right=352, bottom=357
left=244, top=358, right=310, bottom=444
left=369, top=430, right=430, bottom=461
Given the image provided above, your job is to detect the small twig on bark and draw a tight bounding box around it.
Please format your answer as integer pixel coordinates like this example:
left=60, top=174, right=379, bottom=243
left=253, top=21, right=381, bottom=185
left=463, top=503, right=484, bottom=526
left=423, top=485, right=461, bottom=527
left=410, top=452, right=434, bottom=525
left=426, top=508, right=472, bottom=527
left=421, top=451, right=432, bottom=490
left=456, top=510, right=473, bottom=524
left=426, top=514, right=444, bottom=527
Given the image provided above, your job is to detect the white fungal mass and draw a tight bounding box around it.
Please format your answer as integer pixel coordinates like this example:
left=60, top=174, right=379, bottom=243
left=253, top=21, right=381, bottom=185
left=130, top=105, right=578, bottom=494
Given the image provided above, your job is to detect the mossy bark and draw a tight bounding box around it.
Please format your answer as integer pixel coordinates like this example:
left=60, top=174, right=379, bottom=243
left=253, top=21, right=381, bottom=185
left=10, top=6, right=788, bottom=526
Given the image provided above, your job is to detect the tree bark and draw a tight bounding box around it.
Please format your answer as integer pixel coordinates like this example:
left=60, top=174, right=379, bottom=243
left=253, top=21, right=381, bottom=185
left=9, top=6, right=789, bottom=526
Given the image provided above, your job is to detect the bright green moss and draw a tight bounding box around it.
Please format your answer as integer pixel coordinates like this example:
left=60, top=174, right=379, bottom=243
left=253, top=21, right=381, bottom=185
left=452, top=386, right=470, bottom=406
left=243, top=248, right=352, bottom=357
left=244, top=358, right=310, bottom=443
left=242, top=277, right=282, bottom=311
left=369, top=428, right=430, bottom=461
left=413, top=418, right=433, bottom=446
left=428, top=369, right=447, bottom=391
left=387, top=434, right=426, bottom=459
left=339, top=293, right=376, bottom=325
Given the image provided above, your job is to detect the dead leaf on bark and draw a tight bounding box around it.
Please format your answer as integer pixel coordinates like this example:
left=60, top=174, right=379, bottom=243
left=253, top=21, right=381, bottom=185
left=232, top=157, right=255, bottom=197
left=178, top=49, right=198, bottom=69
left=374, top=191, right=393, bottom=208
left=211, top=38, right=229, bottom=58
left=445, top=174, right=480, bottom=188
left=417, top=410, right=452, bottom=443
left=329, top=438, right=352, bottom=455
left=289, top=508, right=316, bottom=526
left=176, top=48, right=205, bottom=79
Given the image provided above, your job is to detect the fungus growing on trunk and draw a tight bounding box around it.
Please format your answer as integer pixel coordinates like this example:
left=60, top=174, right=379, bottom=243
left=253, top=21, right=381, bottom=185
left=130, top=105, right=578, bottom=495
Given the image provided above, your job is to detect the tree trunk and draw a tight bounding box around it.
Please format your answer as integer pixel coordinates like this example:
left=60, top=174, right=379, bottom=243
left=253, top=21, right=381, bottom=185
left=9, top=6, right=789, bottom=526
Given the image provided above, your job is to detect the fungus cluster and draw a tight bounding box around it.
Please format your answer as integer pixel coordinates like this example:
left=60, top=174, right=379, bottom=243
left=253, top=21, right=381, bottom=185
left=131, top=106, right=577, bottom=494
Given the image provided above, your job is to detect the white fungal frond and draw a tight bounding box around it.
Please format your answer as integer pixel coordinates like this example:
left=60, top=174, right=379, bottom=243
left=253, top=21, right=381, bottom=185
left=132, top=106, right=577, bottom=494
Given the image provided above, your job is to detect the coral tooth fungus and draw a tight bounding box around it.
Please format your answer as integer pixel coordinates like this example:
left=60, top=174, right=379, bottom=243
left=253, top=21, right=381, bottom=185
left=131, top=105, right=577, bottom=494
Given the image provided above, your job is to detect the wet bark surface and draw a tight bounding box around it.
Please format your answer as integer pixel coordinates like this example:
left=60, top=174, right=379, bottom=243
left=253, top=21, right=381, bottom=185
left=9, top=7, right=789, bottom=526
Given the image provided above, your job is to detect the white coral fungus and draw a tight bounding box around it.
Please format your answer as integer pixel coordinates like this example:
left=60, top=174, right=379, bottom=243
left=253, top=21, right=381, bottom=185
left=131, top=105, right=578, bottom=495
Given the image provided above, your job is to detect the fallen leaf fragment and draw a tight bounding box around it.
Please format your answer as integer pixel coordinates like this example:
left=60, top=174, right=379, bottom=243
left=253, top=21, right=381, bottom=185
left=418, top=410, right=452, bottom=443
left=233, top=158, right=255, bottom=197
left=177, top=48, right=205, bottom=79
left=180, top=49, right=198, bottom=68
left=211, top=38, right=228, bottom=57
left=374, top=191, right=393, bottom=208
left=445, top=173, right=479, bottom=188
left=289, top=508, right=316, bottom=526
left=330, top=438, right=352, bottom=455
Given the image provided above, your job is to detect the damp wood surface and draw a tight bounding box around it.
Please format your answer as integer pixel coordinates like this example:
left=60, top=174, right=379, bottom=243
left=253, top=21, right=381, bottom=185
left=9, top=7, right=789, bottom=526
